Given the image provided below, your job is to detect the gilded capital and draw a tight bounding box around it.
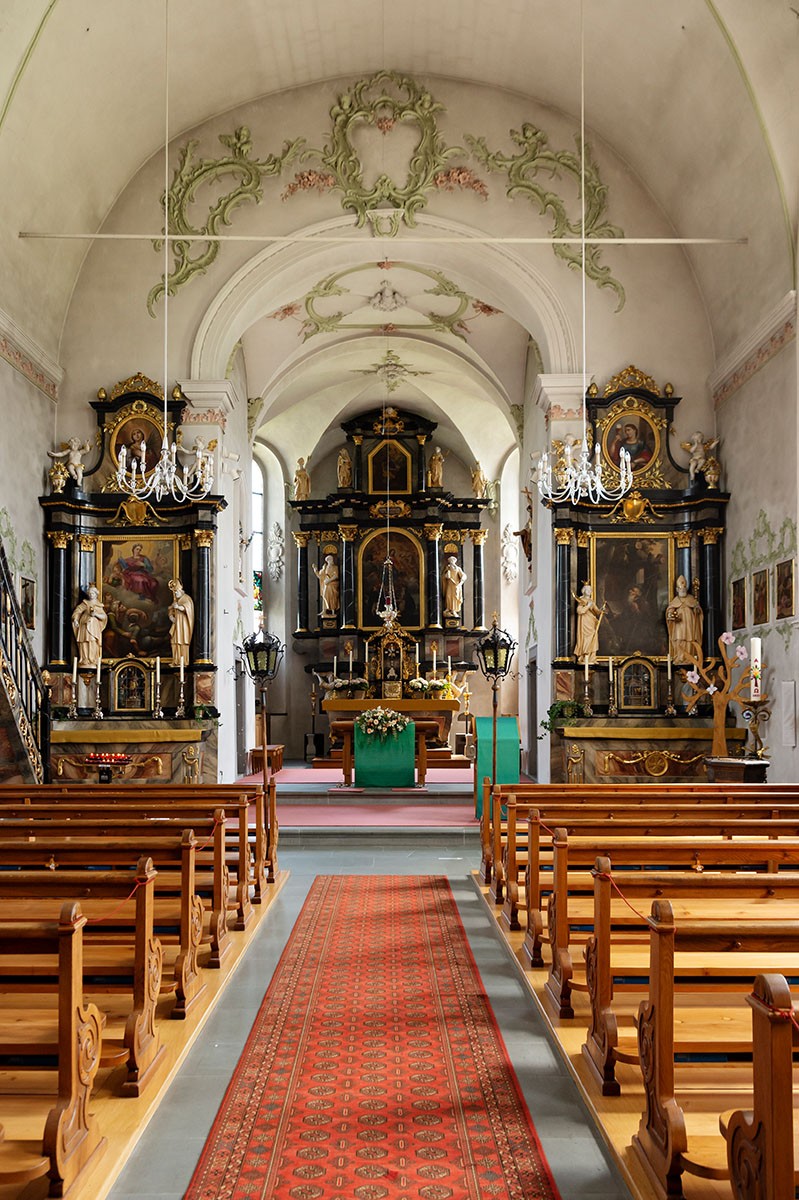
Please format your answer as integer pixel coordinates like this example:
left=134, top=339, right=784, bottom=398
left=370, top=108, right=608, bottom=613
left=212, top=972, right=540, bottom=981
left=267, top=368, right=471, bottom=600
left=416, top=434, right=428, bottom=445
left=194, top=530, right=215, bottom=549
left=555, top=528, right=573, bottom=546
left=352, top=435, right=363, bottom=446
left=292, top=531, right=311, bottom=549
left=179, top=533, right=193, bottom=551
left=701, top=526, right=724, bottom=545
left=470, top=528, right=488, bottom=546
left=576, top=530, right=589, bottom=549
left=675, top=531, right=692, bottom=549
left=423, top=523, right=443, bottom=541
left=77, top=534, right=97, bottom=554
left=47, top=531, right=73, bottom=551
left=338, top=524, right=359, bottom=542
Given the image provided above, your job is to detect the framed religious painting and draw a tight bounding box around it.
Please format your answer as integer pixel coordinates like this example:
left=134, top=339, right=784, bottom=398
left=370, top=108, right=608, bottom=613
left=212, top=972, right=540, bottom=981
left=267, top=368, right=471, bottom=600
left=108, top=409, right=164, bottom=476
left=590, top=533, right=673, bottom=659
left=97, top=534, right=179, bottom=661
left=367, top=439, right=412, bottom=495
left=601, top=409, right=659, bottom=476
left=17, top=574, right=36, bottom=630
left=776, top=558, right=795, bottom=620
left=358, top=528, right=423, bottom=629
left=751, top=568, right=769, bottom=627
left=730, top=576, right=747, bottom=631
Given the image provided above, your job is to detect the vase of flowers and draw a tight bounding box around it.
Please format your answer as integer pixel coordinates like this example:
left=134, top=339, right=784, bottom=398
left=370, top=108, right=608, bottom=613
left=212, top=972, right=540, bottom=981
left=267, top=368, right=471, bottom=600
left=406, top=677, right=429, bottom=696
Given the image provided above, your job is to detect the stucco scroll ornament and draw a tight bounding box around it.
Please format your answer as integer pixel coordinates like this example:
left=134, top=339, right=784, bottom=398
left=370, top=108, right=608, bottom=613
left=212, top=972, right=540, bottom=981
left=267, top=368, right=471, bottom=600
left=466, top=124, right=626, bottom=311
left=266, top=524, right=285, bottom=582
left=501, top=524, right=518, bottom=583
left=147, top=126, right=305, bottom=315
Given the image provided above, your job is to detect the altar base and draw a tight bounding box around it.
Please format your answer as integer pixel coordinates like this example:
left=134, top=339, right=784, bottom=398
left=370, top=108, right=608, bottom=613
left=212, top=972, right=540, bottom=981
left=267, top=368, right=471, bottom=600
left=703, top=756, right=769, bottom=783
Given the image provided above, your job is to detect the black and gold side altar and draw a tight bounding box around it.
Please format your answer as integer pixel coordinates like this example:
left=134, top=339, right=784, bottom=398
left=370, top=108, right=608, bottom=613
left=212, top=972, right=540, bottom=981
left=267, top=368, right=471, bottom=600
left=39, top=374, right=226, bottom=778
left=290, top=405, right=489, bottom=677
left=543, top=364, right=730, bottom=782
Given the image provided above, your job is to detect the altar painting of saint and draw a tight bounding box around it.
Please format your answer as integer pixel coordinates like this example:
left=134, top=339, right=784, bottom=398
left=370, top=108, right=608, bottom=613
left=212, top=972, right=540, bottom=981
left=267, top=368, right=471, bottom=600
left=592, top=534, right=672, bottom=658
left=359, top=530, right=422, bottom=629
left=99, top=535, right=177, bottom=660
left=368, top=440, right=412, bottom=495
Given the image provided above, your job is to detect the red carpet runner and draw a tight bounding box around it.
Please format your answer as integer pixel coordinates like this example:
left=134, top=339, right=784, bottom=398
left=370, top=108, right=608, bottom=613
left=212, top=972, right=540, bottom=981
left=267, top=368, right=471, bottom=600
left=186, top=875, right=562, bottom=1199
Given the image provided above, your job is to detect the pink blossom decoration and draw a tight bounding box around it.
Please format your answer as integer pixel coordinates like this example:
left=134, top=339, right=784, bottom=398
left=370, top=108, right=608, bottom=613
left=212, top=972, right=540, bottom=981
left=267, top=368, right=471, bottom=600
left=735, top=645, right=748, bottom=661
left=706, top=684, right=717, bottom=695
left=686, top=669, right=700, bottom=684
left=720, top=631, right=735, bottom=645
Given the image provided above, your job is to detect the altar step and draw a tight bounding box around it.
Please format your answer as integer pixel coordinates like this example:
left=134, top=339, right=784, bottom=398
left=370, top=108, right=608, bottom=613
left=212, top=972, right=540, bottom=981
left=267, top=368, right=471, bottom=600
left=312, top=749, right=472, bottom=771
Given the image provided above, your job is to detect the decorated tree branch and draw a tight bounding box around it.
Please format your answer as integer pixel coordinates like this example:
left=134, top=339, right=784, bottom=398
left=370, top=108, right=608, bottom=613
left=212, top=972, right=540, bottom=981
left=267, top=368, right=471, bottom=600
left=681, top=632, right=764, bottom=758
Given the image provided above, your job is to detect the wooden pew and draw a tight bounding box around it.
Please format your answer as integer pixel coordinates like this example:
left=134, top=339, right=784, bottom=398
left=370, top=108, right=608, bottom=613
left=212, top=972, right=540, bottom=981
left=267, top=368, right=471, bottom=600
left=582, top=857, right=799, bottom=1096
left=0, top=901, right=106, bottom=1196
left=533, top=830, right=799, bottom=1016
left=631, top=900, right=799, bottom=1199
left=0, top=858, right=164, bottom=1098
left=719, top=973, right=798, bottom=1200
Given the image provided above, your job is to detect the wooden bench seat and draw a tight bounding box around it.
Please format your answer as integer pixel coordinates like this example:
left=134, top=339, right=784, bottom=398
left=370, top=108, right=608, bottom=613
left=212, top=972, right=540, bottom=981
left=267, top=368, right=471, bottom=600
left=0, top=901, right=106, bottom=1196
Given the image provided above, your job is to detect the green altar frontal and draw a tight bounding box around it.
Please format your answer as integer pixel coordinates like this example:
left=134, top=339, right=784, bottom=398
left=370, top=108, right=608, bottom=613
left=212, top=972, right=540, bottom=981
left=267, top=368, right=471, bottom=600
left=473, top=716, right=520, bottom=816
left=354, top=722, right=416, bottom=788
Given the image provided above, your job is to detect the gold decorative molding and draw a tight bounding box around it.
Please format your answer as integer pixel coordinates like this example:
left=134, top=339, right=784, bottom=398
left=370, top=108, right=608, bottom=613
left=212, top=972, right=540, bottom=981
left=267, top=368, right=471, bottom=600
left=52, top=727, right=202, bottom=743
left=77, top=534, right=97, bottom=553
left=701, top=526, right=724, bottom=545
left=322, top=543, right=338, bottom=556
left=675, top=531, right=692, bottom=549
left=179, top=533, right=193, bottom=551
left=606, top=490, right=664, bottom=524
left=369, top=500, right=411, bottom=520
left=423, top=523, right=444, bottom=541
left=108, top=373, right=164, bottom=402
left=292, top=531, right=311, bottom=549
left=576, top=530, right=589, bottom=548
left=603, top=363, right=659, bottom=397
left=194, top=530, right=215, bottom=549
left=47, top=531, right=73, bottom=550
left=352, top=434, right=363, bottom=446
left=470, top=529, right=488, bottom=546
left=562, top=725, right=746, bottom=741
left=601, top=749, right=705, bottom=776
left=109, top=497, right=165, bottom=527
left=338, top=524, right=359, bottom=542
left=566, top=744, right=584, bottom=784
left=555, top=529, right=573, bottom=546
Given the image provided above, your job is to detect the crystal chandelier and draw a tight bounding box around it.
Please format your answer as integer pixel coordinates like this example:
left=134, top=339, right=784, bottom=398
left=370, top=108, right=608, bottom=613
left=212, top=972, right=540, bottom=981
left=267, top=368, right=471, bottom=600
left=537, top=0, right=632, bottom=508
left=115, top=0, right=214, bottom=504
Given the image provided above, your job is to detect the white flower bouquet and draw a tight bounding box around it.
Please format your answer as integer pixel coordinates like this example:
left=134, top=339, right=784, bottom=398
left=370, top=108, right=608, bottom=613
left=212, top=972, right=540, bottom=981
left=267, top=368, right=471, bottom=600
left=355, top=707, right=411, bottom=740
left=406, top=677, right=429, bottom=693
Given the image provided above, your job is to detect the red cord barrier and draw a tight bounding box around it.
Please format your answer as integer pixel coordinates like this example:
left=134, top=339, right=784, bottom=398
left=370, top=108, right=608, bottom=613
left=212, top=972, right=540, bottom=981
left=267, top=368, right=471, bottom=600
left=194, top=814, right=225, bottom=853
left=593, top=870, right=650, bottom=923
left=754, top=995, right=799, bottom=1034
left=82, top=878, right=144, bottom=924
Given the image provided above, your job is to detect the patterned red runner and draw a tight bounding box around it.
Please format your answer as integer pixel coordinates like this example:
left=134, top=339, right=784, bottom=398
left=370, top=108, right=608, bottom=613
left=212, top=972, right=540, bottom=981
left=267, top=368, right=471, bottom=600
left=186, top=875, right=562, bottom=1199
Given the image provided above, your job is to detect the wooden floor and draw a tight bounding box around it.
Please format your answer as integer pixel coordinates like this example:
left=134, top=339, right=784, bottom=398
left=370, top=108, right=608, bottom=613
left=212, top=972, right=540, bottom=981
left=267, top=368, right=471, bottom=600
left=471, top=872, right=758, bottom=1200
left=0, top=871, right=289, bottom=1200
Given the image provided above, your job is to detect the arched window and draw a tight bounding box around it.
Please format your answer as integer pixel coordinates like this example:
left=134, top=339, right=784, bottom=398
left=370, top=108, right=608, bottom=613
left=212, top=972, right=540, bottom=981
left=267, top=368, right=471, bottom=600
left=251, top=461, right=264, bottom=613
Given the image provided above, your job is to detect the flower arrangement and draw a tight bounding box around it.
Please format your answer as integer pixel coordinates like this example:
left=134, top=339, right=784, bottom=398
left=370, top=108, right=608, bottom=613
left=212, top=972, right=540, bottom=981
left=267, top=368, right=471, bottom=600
left=426, top=678, right=447, bottom=691
left=355, top=707, right=411, bottom=740
left=406, top=677, right=429, bottom=693
left=682, top=632, right=755, bottom=758
left=326, top=676, right=368, bottom=691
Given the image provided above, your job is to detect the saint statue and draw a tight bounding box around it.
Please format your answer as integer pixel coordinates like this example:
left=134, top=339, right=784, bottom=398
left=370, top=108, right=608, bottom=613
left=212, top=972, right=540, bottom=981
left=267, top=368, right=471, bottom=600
left=665, top=575, right=703, bottom=663
left=168, top=579, right=195, bottom=665
left=71, top=585, right=107, bottom=668
left=442, top=556, right=467, bottom=617
left=293, top=457, right=311, bottom=500
left=337, top=447, right=352, bottom=488
left=471, top=462, right=487, bottom=498
left=428, top=446, right=445, bottom=489
left=313, top=554, right=340, bottom=616
left=574, top=583, right=605, bottom=664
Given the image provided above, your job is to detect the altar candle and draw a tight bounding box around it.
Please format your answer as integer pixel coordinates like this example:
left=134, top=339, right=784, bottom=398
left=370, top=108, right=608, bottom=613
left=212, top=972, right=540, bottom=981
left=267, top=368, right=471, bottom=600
left=365, top=643, right=369, bottom=666
left=608, top=656, right=613, bottom=681
left=415, top=643, right=419, bottom=667
left=72, top=657, right=78, bottom=685
left=667, top=653, right=672, bottom=681
left=432, top=648, right=437, bottom=674
left=584, top=656, right=589, bottom=681
left=96, top=656, right=102, bottom=683
left=447, top=656, right=452, bottom=677
left=179, top=657, right=184, bottom=683
left=349, top=649, right=353, bottom=674
left=750, top=637, right=762, bottom=700
left=332, top=655, right=337, bottom=678
left=155, top=656, right=160, bottom=684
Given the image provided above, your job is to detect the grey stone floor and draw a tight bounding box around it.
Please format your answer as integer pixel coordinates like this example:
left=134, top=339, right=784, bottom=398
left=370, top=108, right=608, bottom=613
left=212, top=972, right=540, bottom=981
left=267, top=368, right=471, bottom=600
left=107, top=833, right=633, bottom=1200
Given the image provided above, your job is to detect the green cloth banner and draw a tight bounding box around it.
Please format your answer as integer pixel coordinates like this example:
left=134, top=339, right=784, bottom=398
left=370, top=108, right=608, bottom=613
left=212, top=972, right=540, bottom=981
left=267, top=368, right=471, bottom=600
left=473, top=716, right=520, bottom=816
left=354, top=722, right=416, bottom=788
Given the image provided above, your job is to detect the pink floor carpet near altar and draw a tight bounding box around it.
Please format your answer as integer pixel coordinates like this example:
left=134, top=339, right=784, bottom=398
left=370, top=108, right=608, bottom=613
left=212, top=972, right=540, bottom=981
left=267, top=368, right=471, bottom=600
left=276, top=802, right=478, bottom=826
left=241, top=766, right=475, bottom=785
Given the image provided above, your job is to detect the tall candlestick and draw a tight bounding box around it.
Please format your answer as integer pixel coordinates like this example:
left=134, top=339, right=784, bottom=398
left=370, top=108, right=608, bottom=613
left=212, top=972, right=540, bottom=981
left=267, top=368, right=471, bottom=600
left=72, top=657, right=78, bottom=685
left=155, top=656, right=160, bottom=684
left=432, top=648, right=437, bottom=674
left=750, top=637, right=762, bottom=700
left=584, top=656, right=589, bottom=681
left=332, top=655, right=337, bottom=678
left=96, top=656, right=102, bottom=683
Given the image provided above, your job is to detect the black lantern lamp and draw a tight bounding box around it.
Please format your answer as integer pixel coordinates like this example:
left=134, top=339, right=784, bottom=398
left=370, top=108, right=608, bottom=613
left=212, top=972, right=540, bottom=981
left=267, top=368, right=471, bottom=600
left=241, top=629, right=284, bottom=768
left=475, top=613, right=517, bottom=788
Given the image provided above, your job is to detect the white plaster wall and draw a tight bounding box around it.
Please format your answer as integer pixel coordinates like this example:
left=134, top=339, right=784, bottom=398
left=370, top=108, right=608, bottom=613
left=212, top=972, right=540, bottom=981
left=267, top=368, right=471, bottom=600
left=718, top=339, right=799, bottom=782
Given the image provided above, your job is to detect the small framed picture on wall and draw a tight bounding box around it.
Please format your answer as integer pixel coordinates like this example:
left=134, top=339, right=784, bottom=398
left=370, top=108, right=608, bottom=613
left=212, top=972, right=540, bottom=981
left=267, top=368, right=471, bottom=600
left=18, top=574, right=36, bottom=630
left=730, top=576, right=746, bottom=631
left=776, top=558, right=795, bottom=620
left=752, top=568, right=769, bottom=627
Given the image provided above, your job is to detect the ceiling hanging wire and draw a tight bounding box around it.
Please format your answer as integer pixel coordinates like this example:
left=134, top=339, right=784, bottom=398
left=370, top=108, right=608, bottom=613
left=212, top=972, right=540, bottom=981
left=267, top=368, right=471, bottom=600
left=536, top=0, right=632, bottom=507
left=115, top=0, right=214, bottom=504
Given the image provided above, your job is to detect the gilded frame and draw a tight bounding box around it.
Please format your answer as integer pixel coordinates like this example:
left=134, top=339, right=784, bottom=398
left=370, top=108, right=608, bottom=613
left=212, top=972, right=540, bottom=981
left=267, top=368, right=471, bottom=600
left=111, top=660, right=151, bottom=713
left=618, top=657, right=657, bottom=711
left=589, top=532, right=673, bottom=659
left=752, top=567, right=769, bottom=627
left=358, top=528, right=424, bottom=630
left=17, top=573, right=36, bottom=630
left=730, top=575, right=747, bottom=631
left=776, top=558, right=795, bottom=620
left=367, top=439, right=412, bottom=495
left=96, top=534, right=179, bottom=662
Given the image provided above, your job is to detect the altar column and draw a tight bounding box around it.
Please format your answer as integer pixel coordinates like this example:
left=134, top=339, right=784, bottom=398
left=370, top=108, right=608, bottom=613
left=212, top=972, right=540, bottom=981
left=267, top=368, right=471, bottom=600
left=352, top=436, right=363, bottom=492
left=554, top=528, right=573, bottom=660
left=76, top=535, right=97, bottom=596
left=470, top=528, right=487, bottom=630
left=293, top=532, right=311, bottom=632
left=424, top=523, right=443, bottom=628
left=46, top=530, right=73, bottom=667
left=338, top=524, right=358, bottom=629
left=416, top=434, right=429, bottom=492
left=700, top=527, right=724, bottom=652
left=194, top=530, right=214, bottom=665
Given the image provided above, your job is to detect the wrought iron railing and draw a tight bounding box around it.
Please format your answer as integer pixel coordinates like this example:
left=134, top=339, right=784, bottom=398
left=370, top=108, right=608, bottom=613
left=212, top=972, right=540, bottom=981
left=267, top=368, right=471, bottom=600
left=0, top=540, right=49, bottom=782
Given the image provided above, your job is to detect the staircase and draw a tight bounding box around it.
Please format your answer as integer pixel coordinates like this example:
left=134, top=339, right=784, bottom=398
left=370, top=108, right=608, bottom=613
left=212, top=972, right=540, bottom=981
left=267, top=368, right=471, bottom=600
left=0, top=542, right=49, bottom=783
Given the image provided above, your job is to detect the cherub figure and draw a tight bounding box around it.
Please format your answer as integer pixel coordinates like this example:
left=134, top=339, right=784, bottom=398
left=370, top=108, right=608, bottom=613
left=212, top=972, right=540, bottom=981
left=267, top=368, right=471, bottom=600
left=680, top=431, right=720, bottom=483
left=48, top=436, right=92, bottom=487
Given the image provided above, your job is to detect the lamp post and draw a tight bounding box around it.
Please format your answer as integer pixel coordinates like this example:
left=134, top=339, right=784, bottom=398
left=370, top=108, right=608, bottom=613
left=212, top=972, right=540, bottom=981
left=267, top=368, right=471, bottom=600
left=241, top=628, right=285, bottom=887
left=475, top=613, right=517, bottom=788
